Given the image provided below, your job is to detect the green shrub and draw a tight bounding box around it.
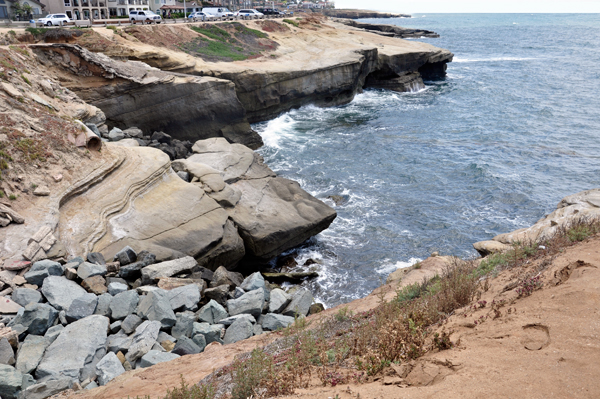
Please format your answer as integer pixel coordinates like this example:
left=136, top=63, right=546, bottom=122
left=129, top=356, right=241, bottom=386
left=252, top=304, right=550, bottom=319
left=231, top=349, right=273, bottom=399
left=282, top=18, right=299, bottom=27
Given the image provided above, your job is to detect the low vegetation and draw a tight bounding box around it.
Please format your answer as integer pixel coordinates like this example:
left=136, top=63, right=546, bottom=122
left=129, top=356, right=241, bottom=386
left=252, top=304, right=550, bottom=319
left=282, top=18, right=299, bottom=27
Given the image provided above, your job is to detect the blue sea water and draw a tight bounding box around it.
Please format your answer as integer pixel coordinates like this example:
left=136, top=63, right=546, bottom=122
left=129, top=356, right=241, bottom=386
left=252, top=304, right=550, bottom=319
left=253, top=14, right=600, bottom=307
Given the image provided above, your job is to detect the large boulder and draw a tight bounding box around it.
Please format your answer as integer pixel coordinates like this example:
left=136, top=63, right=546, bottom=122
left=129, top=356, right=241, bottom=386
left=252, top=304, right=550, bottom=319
left=96, top=352, right=125, bottom=386
left=239, top=272, right=265, bottom=292
left=11, top=289, right=42, bottom=308
left=192, top=322, right=224, bottom=345
left=261, top=313, right=295, bottom=331
left=0, top=364, right=23, bottom=399
left=0, top=338, right=15, bottom=366
left=9, top=303, right=58, bottom=336
left=135, top=291, right=176, bottom=328
left=41, top=276, right=87, bottom=311
left=227, top=289, right=265, bottom=318
left=109, top=290, right=139, bottom=320
left=36, top=315, right=109, bottom=381
left=138, top=350, right=180, bottom=368
left=166, top=284, right=201, bottom=312
left=126, top=320, right=161, bottom=364
left=196, top=300, right=228, bottom=325
left=19, top=376, right=72, bottom=399
left=171, top=336, right=202, bottom=356
left=141, top=257, right=198, bottom=284
left=223, top=318, right=254, bottom=344
left=189, top=138, right=337, bottom=261
left=66, top=293, right=98, bottom=322
left=171, top=313, right=195, bottom=339
left=268, top=288, right=291, bottom=314
left=282, top=288, right=313, bottom=317
left=15, top=335, right=49, bottom=374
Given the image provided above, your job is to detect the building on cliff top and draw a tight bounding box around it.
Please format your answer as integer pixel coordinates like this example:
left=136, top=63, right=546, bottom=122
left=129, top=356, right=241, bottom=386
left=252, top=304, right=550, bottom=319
left=0, top=0, right=46, bottom=20
left=38, top=0, right=150, bottom=19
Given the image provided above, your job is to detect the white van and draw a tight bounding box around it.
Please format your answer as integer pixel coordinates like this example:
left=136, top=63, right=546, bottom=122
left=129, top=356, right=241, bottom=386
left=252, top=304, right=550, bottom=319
left=201, top=7, right=234, bottom=19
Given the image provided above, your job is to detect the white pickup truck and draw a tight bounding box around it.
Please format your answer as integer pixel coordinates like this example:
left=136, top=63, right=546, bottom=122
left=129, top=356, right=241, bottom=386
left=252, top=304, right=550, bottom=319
left=129, top=10, right=162, bottom=24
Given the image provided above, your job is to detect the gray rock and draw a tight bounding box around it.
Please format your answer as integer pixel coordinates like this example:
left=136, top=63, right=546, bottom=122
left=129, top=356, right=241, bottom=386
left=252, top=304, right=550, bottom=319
left=118, top=251, right=156, bottom=280
left=196, top=300, right=228, bottom=325
left=96, top=352, right=125, bottom=386
left=29, top=260, right=63, bottom=277
left=107, top=282, right=128, bottom=296
left=171, top=313, right=195, bottom=339
left=126, top=320, right=161, bottom=364
left=58, top=311, right=67, bottom=326
left=223, top=318, right=253, bottom=345
left=43, top=325, right=64, bottom=345
left=171, top=337, right=201, bottom=356
left=218, top=314, right=255, bottom=327
left=121, top=314, right=143, bottom=334
left=66, top=293, right=98, bottom=322
left=150, top=342, right=165, bottom=353
left=166, top=284, right=201, bottom=312
left=11, top=289, right=42, bottom=308
left=77, top=262, right=107, bottom=280
left=0, top=338, right=15, bottom=366
left=109, top=290, right=139, bottom=320
left=106, top=333, right=132, bottom=354
left=226, top=289, right=265, bottom=318
left=94, top=293, right=113, bottom=317
left=21, top=373, right=35, bottom=391
left=268, top=288, right=291, bottom=314
left=191, top=334, right=206, bottom=352
left=41, top=276, right=87, bottom=311
left=210, top=266, right=234, bottom=288
left=8, top=303, right=58, bottom=335
left=239, top=272, right=265, bottom=292
left=141, top=257, right=198, bottom=284
left=203, top=285, right=229, bottom=307
left=36, top=315, right=109, bottom=381
left=261, top=313, right=295, bottom=331
left=84, top=380, right=98, bottom=390
left=192, top=322, right=223, bottom=344
left=282, top=288, right=313, bottom=317
left=66, top=257, right=84, bottom=267
left=114, top=246, right=137, bottom=266
left=15, top=335, right=49, bottom=374
left=86, top=252, right=106, bottom=266
left=86, top=123, right=101, bottom=137
left=108, top=127, right=125, bottom=141
left=157, top=331, right=176, bottom=344
left=109, top=321, right=122, bottom=334
left=138, top=350, right=180, bottom=368
left=253, top=324, right=263, bottom=336
left=122, top=127, right=144, bottom=139
left=136, top=291, right=176, bottom=328
left=151, top=131, right=172, bottom=144
left=0, top=364, right=23, bottom=399
left=19, top=376, right=71, bottom=399
left=23, top=270, right=48, bottom=287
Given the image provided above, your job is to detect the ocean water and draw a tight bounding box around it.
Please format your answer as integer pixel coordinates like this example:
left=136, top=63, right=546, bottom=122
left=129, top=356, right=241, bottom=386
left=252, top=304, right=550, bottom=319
left=253, top=14, right=600, bottom=307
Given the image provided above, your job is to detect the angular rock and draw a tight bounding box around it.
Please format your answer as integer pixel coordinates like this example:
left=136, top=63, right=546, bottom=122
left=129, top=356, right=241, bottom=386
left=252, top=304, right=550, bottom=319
left=151, top=131, right=172, bottom=144
left=118, top=251, right=156, bottom=280
left=123, top=127, right=144, bottom=139
left=268, top=288, right=291, bottom=314
left=77, top=262, right=107, bottom=280
left=282, top=288, right=313, bottom=317
left=138, top=350, right=180, bottom=368
left=64, top=268, right=78, bottom=281
left=141, top=257, right=198, bottom=284
left=231, top=287, right=245, bottom=299
left=210, top=266, right=234, bottom=289
left=2, top=260, right=31, bottom=272
left=203, top=285, right=229, bottom=307
left=114, top=246, right=137, bottom=266
left=196, top=300, right=228, bottom=325
left=0, top=338, right=15, bottom=366
left=109, top=321, right=122, bottom=333
left=223, top=318, right=253, bottom=344
left=16, top=335, right=48, bottom=374
left=192, top=322, right=223, bottom=344
left=308, top=303, right=325, bottom=315
left=0, top=328, right=18, bottom=349
left=227, top=289, right=265, bottom=318
left=36, top=315, right=109, bottom=381
left=239, top=272, right=265, bottom=292
left=126, top=320, right=161, bottom=364
left=108, top=127, right=125, bottom=142
left=41, top=276, right=87, bottom=311
left=19, top=376, right=72, bottom=399
left=171, top=313, right=195, bottom=339
left=157, top=331, right=176, bottom=344
left=106, top=333, right=132, bottom=354
left=253, top=324, right=263, bottom=336
left=107, top=282, right=128, bottom=296
left=94, top=293, right=113, bottom=317
left=171, top=336, right=201, bottom=356
left=191, top=334, right=206, bottom=352
left=43, top=325, right=64, bottom=345
left=109, top=290, right=139, bottom=320
left=157, top=277, right=205, bottom=292
left=96, top=352, right=125, bottom=386
left=0, top=364, right=23, bottom=399
left=87, top=252, right=106, bottom=266
left=29, top=260, right=63, bottom=277
left=136, top=291, right=176, bottom=328
left=23, top=270, right=49, bottom=288
left=33, top=186, right=50, bottom=197
left=218, top=313, right=255, bottom=327
left=121, top=314, right=143, bottom=335
left=66, top=293, right=98, bottom=322
left=9, top=303, right=58, bottom=336
left=166, top=284, right=201, bottom=312
left=261, top=313, right=295, bottom=331
left=58, top=311, right=67, bottom=326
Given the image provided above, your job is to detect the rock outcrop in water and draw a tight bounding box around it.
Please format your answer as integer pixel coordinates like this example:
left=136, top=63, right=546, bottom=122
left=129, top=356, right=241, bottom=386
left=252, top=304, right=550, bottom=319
left=321, top=9, right=411, bottom=19
left=336, top=19, right=441, bottom=39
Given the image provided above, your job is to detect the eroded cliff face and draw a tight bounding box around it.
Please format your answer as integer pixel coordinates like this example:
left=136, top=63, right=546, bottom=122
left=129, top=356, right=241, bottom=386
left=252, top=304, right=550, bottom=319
left=67, top=19, right=452, bottom=125
left=31, top=44, right=263, bottom=149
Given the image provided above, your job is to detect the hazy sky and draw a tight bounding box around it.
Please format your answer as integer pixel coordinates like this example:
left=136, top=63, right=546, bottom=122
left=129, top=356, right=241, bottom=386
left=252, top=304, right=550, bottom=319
left=334, top=0, right=600, bottom=13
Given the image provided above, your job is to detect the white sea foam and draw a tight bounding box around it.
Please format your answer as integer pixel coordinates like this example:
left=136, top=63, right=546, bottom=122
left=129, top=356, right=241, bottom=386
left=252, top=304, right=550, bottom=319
left=257, top=113, right=297, bottom=149
left=376, top=258, right=422, bottom=275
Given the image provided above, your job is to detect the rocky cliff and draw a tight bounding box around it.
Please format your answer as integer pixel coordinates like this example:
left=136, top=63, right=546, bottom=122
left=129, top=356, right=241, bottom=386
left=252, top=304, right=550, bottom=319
left=321, top=9, right=411, bottom=19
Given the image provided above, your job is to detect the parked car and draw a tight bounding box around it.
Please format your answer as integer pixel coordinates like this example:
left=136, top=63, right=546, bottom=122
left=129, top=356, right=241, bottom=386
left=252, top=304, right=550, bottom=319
left=129, top=10, right=162, bottom=24
left=255, top=8, right=283, bottom=15
left=234, top=9, right=264, bottom=19
left=202, top=7, right=234, bottom=19
left=187, top=11, right=216, bottom=21
left=37, top=14, right=70, bottom=26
